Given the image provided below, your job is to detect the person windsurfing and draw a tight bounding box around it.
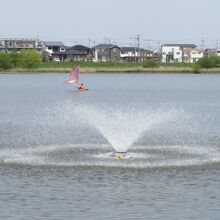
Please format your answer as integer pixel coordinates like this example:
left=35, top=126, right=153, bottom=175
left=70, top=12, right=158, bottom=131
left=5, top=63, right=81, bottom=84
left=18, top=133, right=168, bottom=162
left=77, top=83, right=86, bottom=91
left=64, top=65, right=87, bottom=91
left=64, top=65, right=80, bottom=84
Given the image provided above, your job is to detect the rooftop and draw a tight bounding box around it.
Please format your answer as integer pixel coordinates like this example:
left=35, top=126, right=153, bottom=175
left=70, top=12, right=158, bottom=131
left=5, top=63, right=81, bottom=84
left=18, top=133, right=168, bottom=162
left=163, top=44, right=197, bottom=48
left=121, top=47, right=151, bottom=52
left=71, top=45, right=90, bottom=50
left=43, top=41, right=64, bottom=47
left=93, top=44, right=120, bottom=49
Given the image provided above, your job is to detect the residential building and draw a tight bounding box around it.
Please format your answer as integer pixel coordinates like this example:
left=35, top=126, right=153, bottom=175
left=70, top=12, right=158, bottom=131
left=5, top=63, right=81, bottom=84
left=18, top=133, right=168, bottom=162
left=53, top=45, right=91, bottom=61
left=183, top=48, right=204, bottom=63
left=204, top=48, right=220, bottom=57
left=0, top=38, right=43, bottom=52
left=43, top=41, right=65, bottom=56
left=152, top=48, right=161, bottom=61
left=92, top=44, right=121, bottom=62
left=121, top=47, right=153, bottom=62
left=161, top=44, right=197, bottom=63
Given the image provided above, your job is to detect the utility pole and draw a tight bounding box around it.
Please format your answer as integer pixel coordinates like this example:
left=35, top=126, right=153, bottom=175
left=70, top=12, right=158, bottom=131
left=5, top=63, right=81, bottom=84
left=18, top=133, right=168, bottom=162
left=157, top=41, right=161, bottom=49
left=145, top=39, right=151, bottom=50
left=88, top=38, right=91, bottom=48
left=133, top=38, right=137, bottom=63
left=157, top=42, right=161, bottom=61
left=131, top=34, right=141, bottom=63
left=201, top=38, right=205, bottom=49
left=104, top=37, right=111, bottom=44
left=136, top=34, right=141, bottom=62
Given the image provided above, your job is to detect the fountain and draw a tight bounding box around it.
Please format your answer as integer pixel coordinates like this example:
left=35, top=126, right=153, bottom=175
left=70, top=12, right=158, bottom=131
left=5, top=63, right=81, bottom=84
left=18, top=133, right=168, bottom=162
left=1, top=73, right=220, bottom=168
left=1, top=102, right=220, bottom=167
left=72, top=104, right=181, bottom=158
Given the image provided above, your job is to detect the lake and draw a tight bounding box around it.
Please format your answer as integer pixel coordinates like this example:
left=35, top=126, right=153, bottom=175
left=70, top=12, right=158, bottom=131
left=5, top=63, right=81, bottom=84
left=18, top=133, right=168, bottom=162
left=0, top=73, right=220, bottom=219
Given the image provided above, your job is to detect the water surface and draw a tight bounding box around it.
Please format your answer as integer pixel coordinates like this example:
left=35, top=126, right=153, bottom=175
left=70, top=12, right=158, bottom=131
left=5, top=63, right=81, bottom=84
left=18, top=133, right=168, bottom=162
left=0, top=73, right=220, bottom=219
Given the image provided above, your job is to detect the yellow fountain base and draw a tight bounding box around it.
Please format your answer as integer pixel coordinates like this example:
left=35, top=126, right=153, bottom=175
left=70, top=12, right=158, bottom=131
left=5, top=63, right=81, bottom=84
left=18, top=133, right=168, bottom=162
left=114, top=152, right=132, bottom=160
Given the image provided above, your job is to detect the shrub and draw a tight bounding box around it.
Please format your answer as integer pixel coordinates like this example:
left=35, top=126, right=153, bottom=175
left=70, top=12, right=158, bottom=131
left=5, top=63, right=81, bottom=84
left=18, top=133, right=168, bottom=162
left=18, top=50, right=42, bottom=69
left=142, top=60, right=158, bottom=68
left=9, top=51, right=19, bottom=68
left=0, top=52, right=12, bottom=70
left=192, top=64, right=201, bottom=73
left=197, top=56, right=220, bottom=68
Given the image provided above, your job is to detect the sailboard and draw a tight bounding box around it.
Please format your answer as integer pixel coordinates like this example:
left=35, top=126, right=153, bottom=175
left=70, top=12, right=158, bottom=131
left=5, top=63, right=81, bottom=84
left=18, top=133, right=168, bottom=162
left=64, top=65, right=80, bottom=84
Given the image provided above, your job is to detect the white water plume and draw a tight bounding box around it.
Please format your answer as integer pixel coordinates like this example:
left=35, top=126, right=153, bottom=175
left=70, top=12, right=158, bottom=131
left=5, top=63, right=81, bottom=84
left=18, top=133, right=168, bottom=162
left=72, top=105, right=182, bottom=152
left=1, top=144, right=220, bottom=168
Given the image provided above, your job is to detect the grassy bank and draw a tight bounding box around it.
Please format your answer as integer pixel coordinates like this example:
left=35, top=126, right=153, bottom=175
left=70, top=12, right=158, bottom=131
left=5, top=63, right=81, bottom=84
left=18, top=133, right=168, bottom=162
left=1, top=51, right=220, bottom=73
left=1, top=61, right=220, bottom=73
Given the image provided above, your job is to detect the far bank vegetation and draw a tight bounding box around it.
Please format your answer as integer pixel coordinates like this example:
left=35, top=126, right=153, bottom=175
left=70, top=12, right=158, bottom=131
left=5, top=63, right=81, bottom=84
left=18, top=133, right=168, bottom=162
left=0, top=50, right=42, bottom=71
left=0, top=51, right=220, bottom=73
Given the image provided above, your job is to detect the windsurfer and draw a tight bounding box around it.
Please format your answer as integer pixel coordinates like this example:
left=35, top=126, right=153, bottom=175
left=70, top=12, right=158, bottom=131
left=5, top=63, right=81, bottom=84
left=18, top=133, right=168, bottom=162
left=78, top=83, right=86, bottom=91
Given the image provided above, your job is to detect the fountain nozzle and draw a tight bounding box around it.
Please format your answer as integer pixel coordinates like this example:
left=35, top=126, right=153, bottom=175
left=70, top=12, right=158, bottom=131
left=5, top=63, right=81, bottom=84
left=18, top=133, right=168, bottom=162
left=114, top=152, right=132, bottom=160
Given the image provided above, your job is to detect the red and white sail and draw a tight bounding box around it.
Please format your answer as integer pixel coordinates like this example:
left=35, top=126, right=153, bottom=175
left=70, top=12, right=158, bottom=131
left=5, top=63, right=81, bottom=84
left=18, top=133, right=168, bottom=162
left=64, top=66, right=80, bottom=84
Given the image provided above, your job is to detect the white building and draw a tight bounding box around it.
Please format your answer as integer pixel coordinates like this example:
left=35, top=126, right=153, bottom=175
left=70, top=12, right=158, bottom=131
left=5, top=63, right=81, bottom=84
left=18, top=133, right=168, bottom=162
left=183, top=48, right=204, bottom=63
left=0, top=38, right=43, bottom=52
left=161, top=44, right=197, bottom=63
left=43, top=41, right=65, bottom=56
left=121, top=47, right=153, bottom=62
left=204, top=48, right=220, bottom=57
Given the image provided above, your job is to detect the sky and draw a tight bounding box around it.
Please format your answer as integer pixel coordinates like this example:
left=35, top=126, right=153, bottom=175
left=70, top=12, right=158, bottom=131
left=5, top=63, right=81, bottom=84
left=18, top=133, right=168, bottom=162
left=1, top=0, right=220, bottom=49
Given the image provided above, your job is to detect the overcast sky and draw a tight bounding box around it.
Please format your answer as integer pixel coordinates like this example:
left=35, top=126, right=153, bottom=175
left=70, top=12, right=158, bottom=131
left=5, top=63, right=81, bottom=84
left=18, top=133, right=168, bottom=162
left=1, top=0, right=220, bottom=48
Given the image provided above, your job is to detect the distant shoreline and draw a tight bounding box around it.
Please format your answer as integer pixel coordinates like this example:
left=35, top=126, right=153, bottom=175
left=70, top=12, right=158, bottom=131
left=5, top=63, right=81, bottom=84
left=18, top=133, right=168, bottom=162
left=1, top=66, right=220, bottom=73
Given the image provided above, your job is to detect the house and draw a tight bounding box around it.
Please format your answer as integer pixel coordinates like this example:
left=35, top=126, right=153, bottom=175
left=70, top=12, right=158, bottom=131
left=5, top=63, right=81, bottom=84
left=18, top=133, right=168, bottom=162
left=0, top=38, right=43, bottom=52
left=161, top=44, right=197, bottom=63
left=204, top=48, right=220, bottom=57
left=53, top=45, right=91, bottom=61
left=43, top=41, right=65, bottom=56
left=183, top=48, right=204, bottom=63
left=92, top=44, right=121, bottom=62
left=120, top=47, right=153, bottom=62
left=152, top=48, right=161, bottom=61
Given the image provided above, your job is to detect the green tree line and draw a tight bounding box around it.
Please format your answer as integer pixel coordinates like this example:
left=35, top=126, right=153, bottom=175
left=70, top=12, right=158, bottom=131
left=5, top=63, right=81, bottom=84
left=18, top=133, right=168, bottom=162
left=1, top=50, right=220, bottom=72
left=0, top=50, right=42, bottom=70
left=197, top=55, right=220, bottom=68
left=192, top=55, right=220, bottom=73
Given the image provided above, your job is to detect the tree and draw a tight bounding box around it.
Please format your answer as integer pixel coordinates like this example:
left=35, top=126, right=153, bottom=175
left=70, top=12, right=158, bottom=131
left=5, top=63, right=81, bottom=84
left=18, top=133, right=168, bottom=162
left=142, top=60, right=158, bottom=68
left=197, top=56, right=220, bottom=68
left=0, top=52, right=12, bottom=70
left=18, top=50, right=42, bottom=69
left=9, top=50, right=19, bottom=68
left=42, top=51, right=50, bottom=62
